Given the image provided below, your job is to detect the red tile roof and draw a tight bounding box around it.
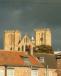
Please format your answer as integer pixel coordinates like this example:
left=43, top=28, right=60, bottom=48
left=0, top=51, right=43, bottom=67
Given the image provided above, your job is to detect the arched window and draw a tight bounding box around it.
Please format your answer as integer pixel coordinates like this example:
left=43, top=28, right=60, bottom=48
left=18, top=47, right=20, bottom=51
left=22, top=45, right=24, bottom=51
left=10, top=47, right=12, bottom=50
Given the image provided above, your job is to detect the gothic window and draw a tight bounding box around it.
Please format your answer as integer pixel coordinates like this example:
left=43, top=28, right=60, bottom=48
left=40, top=33, right=44, bottom=45
left=40, top=33, right=44, bottom=41
left=25, top=45, right=30, bottom=52
left=22, top=46, right=24, bottom=51
left=18, top=47, right=20, bottom=51
left=26, top=37, right=28, bottom=43
left=10, top=47, right=12, bottom=50
left=18, top=40, right=21, bottom=44
left=24, top=38, right=25, bottom=43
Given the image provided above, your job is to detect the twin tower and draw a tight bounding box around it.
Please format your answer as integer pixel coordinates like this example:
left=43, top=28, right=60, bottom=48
left=4, top=28, right=51, bottom=54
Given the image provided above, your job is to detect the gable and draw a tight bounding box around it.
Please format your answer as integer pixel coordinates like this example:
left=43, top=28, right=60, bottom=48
left=19, top=35, right=33, bottom=47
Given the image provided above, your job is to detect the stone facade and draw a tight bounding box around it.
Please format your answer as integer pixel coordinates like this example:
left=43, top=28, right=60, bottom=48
left=18, top=35, right=34, bottom=54
left=4, top=28, right=51, bottom=54
left=0, top=66, right=57, bottom=76
left=35, top=28, right=51, bottom=46
left=4, top=30, right=34, bottom=55
left=14, top=67, right=31, bottom=76
left=4, top=30, right=21, bottom=51
left=56, top=53, right=61, bottom=76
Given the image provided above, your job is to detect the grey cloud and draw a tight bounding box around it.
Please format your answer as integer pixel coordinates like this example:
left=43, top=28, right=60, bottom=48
left=0, top=0, right=61, bottom=50
left=48, top=0, right=61, bottom=3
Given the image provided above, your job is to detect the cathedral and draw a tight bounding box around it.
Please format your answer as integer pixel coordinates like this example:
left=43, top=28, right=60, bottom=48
left=4, top=28, right=51, bottom=55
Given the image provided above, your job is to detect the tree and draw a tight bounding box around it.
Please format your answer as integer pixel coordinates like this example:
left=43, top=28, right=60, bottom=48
left=33, top=45, right=54, bottom=54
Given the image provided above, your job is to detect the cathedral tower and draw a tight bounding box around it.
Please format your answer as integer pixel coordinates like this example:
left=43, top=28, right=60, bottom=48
left=35, top=28, right=51, bottom=46
left=4, top=30, right=21, bottom=51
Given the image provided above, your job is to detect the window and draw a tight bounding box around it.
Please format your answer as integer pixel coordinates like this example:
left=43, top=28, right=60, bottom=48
left=10, top=47, right=12, bottom=50
left=7, top=68, right=14, bottom=76
left=22, top=46, right=24, bottom=51
left=25, top=45, right=30, bottom=53
left=24, top=38, right=25, bottom=43
left=18, top=47, right=20, bottom=51
left=39, top=57, right=44, bottom=63
left=0, top=70, right=4, bottom=76
left=31, top=69, right=38, bottom=76
left=18, top=40, right=21, bottom=44
left=40, top=33, right=44, bottom=41
left=21, top=56, right=31, bottom=64
left=40, top=33, right=44, bottom=45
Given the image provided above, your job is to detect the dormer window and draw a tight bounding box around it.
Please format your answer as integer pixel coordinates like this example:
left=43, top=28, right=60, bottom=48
left=21, top=56, right=31, bottom=64
left=38, top=57, right=44, bottom=63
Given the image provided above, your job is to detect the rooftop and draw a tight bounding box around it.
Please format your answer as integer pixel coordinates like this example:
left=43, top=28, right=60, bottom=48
left=35, top=53, right=57, bottom=69
left=0, top=50, right=44, bottom=67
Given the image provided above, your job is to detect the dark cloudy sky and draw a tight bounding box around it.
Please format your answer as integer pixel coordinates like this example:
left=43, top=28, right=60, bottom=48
left=0, top=0, right=61, bottom=51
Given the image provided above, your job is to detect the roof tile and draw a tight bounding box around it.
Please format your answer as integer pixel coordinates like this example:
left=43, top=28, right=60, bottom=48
left=0, top=51, right=43, bottom=67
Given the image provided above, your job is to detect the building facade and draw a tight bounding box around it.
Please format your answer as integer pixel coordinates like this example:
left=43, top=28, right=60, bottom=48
left=18, top=35, right=34, bottom=55
left=2, top=28, right=58, bottom=76
left=0, top=51, right=57, bottom=76
left=56, top=53, right=61, bottom=76
left=4, top=30, right=21, bottom=51
left=35, top=28, right=51, bottom=46
left=0, top=51, right=44, bottom=76
left=35, top=53, right=57, bottom=76
left=4, top=31, right=34, bottom=54
left=4, top=28, right=51, bottom=54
